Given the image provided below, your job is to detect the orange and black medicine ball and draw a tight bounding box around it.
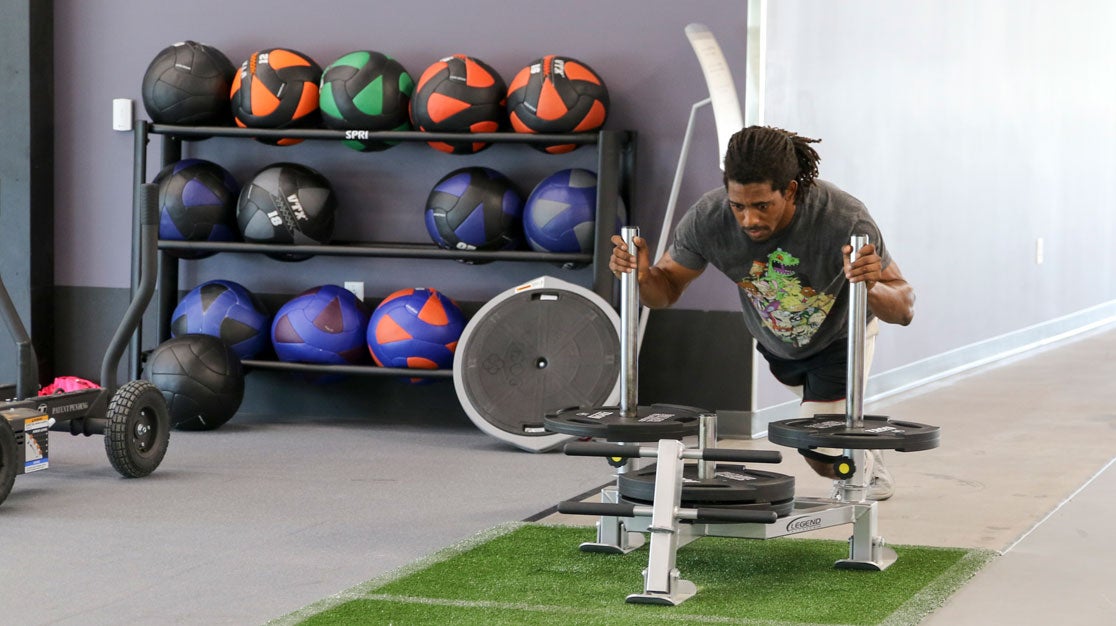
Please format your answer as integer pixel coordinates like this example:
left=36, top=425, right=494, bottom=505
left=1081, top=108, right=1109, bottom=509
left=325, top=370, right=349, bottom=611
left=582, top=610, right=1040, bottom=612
left=230, top=48, right=323, bottom=145
left=411, top=54, right=507, bottom=154
left=506, top=55, right=609, bottom=154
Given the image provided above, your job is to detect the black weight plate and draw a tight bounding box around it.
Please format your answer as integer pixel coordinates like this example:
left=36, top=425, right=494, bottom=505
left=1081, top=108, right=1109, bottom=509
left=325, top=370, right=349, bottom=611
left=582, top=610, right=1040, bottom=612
left=767, top=414, right=941, bottom=452
left=543, top=403, right=705, bottom=441
left=618, top=464, right=796, bottom=504
left=620, top=495, right=796, bottom=519
left=456, top=287, right=620, bottom=437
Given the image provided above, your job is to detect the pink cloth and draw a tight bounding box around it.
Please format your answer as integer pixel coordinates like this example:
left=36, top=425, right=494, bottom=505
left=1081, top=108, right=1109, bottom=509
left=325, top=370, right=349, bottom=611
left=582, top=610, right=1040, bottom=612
left=38, top=376, right=101, bottom=395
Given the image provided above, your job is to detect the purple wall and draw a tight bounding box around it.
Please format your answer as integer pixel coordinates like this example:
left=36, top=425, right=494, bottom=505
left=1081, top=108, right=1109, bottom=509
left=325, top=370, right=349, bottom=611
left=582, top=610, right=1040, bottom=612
left=54, top=0, right=746, bottom=310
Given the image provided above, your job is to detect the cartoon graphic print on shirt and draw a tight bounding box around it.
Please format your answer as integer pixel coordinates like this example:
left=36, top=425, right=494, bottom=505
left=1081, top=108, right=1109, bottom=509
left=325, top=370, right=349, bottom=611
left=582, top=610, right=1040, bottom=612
left=737, top=248, right=836, bottom=347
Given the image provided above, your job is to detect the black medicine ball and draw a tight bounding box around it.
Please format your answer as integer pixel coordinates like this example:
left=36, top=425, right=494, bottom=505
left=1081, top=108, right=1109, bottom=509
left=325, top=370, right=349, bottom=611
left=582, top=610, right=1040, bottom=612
left=142, top=334, right=244, bottom=431
left=141, top=41, right=235, bottom=125
left=236, top=162, right=337, bottom=261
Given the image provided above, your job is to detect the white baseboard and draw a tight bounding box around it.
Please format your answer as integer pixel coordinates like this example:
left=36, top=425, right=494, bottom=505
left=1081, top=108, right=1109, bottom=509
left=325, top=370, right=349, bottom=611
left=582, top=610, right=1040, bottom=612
left=722, top=300, right=1116, bottom=439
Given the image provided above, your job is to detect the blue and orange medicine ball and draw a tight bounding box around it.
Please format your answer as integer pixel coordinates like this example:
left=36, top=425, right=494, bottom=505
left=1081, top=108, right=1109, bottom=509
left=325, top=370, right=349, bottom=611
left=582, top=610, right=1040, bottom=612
left=271, top=285, right=370, bottom=365
left=424, top=167, right=523, bottom=257
left=171, top=280, right=270, bottom=360
left=411, top=54, right=507, bottom=154
left=506, top=55, right=609, bottom=154
left=367, top=288, right=466, bottom=379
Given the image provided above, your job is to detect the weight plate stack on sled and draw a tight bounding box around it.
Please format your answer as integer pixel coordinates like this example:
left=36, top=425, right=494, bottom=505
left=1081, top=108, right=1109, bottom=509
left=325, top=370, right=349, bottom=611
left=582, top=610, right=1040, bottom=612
left=618, top=463, right=796, bottom=518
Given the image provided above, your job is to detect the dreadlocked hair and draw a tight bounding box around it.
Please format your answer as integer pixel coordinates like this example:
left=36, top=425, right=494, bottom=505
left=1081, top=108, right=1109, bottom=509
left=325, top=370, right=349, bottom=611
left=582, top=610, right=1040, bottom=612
left=723, top=126, right=821, bottom=195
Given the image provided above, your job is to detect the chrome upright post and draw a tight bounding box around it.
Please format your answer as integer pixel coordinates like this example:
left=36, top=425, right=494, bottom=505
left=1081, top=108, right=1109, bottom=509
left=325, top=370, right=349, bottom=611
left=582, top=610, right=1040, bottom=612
left=620, top=226, right=640, bottom=419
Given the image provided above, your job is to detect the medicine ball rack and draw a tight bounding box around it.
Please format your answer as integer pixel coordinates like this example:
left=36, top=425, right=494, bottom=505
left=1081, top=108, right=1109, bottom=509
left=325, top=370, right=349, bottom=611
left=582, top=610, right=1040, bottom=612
left=548, top=230, right=941, bottom=605
left=125, top=122, right=636, bottom=387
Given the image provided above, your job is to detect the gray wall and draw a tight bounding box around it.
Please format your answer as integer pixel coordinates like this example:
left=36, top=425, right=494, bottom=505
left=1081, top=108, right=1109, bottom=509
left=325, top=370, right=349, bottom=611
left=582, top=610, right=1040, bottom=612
left=0, top=0, right=53, bottom=386
left=748, top=0, right=1116, bottom=408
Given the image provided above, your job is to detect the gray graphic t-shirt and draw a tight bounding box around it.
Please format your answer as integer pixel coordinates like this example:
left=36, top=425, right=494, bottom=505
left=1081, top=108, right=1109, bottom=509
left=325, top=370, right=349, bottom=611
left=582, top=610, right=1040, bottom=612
left=668, top=180, right=890, bottom=360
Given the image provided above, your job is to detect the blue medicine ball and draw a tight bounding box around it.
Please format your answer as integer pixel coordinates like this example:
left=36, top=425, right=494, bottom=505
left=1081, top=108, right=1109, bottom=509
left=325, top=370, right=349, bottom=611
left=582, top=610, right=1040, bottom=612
left=523, top=168, right=624, bottom=254
left=171, top=280, right=270, bottom=360
left=271, top=285, right=370, bottom=365
left=154, top=158, right=239, bottom=258
left=424, top=167, right=523, bottom=256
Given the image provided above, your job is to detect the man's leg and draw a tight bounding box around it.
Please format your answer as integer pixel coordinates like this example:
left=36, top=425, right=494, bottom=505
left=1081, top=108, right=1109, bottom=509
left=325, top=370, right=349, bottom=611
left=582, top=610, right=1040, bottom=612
left=786, top=321, right=893, bottom=499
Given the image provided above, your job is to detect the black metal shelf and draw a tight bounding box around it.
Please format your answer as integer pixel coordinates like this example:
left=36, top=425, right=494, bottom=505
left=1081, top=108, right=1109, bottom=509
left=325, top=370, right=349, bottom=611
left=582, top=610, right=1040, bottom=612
left=158, top=240, right=592, bottom=264
left=240, top=359, right=453, bottom=379
left=129, top=121, right=636, bottom=382
left=148, top=123, right=607, bottom=147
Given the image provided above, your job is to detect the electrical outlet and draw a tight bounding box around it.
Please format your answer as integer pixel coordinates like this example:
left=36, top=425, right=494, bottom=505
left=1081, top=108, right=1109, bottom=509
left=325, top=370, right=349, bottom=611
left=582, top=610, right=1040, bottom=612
left=343, top=281, right=365, bottom=301
left=1035, top=238, right=1044, bottom=265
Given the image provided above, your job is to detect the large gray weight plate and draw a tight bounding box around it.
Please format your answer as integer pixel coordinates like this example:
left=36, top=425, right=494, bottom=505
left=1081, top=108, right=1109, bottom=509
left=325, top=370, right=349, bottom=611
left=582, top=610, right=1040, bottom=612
left=768, top=414, right=941, bottom=452
left=618, top=464, right=796, bottom=505
left=454, top=276, right=620, bottom=452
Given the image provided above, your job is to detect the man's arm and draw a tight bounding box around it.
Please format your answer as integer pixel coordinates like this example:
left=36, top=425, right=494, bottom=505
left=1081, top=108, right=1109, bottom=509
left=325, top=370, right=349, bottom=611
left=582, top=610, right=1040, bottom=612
left=865, top=261, right=915, bottom=325
left=843, top=243, right=915, bottom=326
left=610, top=235, right=705, bottom=309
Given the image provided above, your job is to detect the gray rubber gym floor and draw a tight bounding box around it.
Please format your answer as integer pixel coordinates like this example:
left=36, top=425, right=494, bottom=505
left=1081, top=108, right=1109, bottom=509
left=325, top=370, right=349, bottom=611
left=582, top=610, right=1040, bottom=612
left=2, top=323, right=1114, bottom=625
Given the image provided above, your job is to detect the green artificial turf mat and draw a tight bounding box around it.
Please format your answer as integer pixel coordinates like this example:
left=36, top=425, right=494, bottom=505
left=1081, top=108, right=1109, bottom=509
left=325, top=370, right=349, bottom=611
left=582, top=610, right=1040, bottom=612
left=278, top=523, right=994, bottom=626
